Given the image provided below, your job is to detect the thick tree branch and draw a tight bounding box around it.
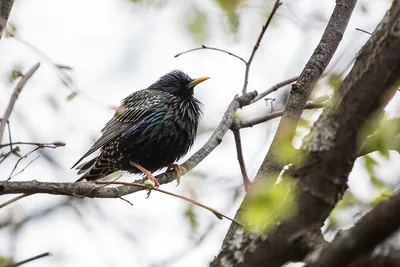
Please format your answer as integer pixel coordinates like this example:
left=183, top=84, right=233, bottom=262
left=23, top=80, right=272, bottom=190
left=257, top=0, right=357, bottom=179
left=0, top=63, right=40, bottom=144
left=305, top=192, right=400, bottom=267
left=348, top=250, right=400, bottom=267
left=0, top=0, right=14, bottom=41
left=211, top=1, right=400, bottom=266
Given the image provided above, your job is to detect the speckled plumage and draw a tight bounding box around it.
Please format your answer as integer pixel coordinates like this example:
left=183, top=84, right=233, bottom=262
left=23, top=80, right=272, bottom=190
left=73, top=70, right=208, bottom=181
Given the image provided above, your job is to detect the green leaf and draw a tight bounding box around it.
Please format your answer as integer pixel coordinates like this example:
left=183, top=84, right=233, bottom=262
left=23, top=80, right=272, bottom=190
left=8, top=66, right=22, bottom=83
left=184, top=205, right=198, bottom=234
left=327, top=73, right=343, bottom=90
left=370, top=190, right=393, bottom=207
left=370, top=175, right=386, bottom=190
left=334, top=190, right=359, bottom=210
left=364, top=155, right=377, bottom=174
left=242, top=177, right=295, bottom=233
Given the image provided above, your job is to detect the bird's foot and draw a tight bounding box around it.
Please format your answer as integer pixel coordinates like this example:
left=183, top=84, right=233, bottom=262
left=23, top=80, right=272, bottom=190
left=130, top=161, right=160, bottom=198
left=166, top=164, right=187, bottom=186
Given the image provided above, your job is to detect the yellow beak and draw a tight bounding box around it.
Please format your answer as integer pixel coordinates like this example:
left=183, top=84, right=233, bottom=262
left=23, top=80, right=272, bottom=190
left=188, top=77, right=210, bottom=88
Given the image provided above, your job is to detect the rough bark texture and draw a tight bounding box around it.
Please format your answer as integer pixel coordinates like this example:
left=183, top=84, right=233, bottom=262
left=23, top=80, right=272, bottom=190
left=210, top=2, right=400, bottom=267
left=305, top=192, right=400, bottom=267
left=257, top=0, right=358, bottom=178
left=0, top=0, right=14, bottom=40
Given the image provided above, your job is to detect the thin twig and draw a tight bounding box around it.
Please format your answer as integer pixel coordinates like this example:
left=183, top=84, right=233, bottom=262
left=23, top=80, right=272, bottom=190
left=355, top=27, right=372, bottom=35
left=4, top=252, right=51, bottom=267
left=9, top=155, right=40, bottom=179
left=118, top=196, right=134, bottom=206
left=7, top=142, right=64, bottom=180
left=4, top=28, right=114, bottom=110
left=95, top=181, right=243, bottom=226
left=6, top=120, right=13, bottom=150
left=235, top=96, right=329, bottom=129
left=242, top=0, right=283, bottom=94
left=0, top=141, right=65, bottom=149
left=232, top=130, right=251, bottom=192
left=0, top=194, right=32, bottom=209
left=0, top=63, right=40, bottom=144
left=0, top=147, right=20, bottom=164
left=174, top=45, right=247, bottom=65
left=252, top=75, right=299, bottom=103
left=8, top=147, right=40, bottom=179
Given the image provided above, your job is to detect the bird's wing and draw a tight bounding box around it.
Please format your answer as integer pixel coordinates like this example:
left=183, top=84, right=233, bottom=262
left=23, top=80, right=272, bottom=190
left=71, top=90, right=164, bottom=168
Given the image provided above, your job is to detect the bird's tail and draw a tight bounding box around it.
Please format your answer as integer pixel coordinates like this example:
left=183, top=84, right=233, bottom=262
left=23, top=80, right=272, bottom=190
left=75, top=156, right=117, bottom=182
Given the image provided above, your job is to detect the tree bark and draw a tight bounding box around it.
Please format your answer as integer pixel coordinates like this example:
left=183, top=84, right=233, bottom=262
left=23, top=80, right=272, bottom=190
left=210, top=2, right=400, bottom=267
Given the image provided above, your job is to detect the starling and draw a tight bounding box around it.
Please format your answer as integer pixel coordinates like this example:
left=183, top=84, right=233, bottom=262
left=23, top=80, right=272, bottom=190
left=72, top=70, right=209, bottom=185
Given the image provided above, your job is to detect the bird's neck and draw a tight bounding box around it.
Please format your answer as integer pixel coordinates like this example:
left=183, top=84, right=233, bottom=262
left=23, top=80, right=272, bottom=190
left=174, top=94, right=203, bottom=125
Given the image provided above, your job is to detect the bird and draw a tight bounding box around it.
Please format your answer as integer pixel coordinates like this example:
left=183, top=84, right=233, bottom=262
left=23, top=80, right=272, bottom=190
left=72, top=70, right=210, bottom=186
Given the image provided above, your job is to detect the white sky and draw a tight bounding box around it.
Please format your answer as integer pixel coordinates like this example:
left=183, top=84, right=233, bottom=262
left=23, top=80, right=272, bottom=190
left=0, top=0, right=398, bottom=266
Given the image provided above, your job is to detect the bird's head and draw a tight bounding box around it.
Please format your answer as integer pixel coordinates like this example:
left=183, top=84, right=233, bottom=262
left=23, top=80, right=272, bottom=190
left=149, top=70, right=210, bottom=96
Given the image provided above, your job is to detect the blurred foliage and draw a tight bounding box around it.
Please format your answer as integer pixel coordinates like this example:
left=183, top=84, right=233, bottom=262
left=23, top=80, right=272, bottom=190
left=363, top=155, right=390, bottom=195
left=276, top=123, right=302, bottom=165
left=325, top=190, right=360, bottom=233
left=215, top=0, right=244, bottom=33
left=184, top=205, right=199, bottom=235
left=370, top=190, right=393, bottom=207
left=0, top=256, right=13, bottom=266
left=4, top=22, right=16, bottom=38
left=185, top=6, right=209, bottom=43
left=360, top=3, right=368, bottom=14
left=130, top=0, right=166, bottom=6
left=242, top=177, right=294, bottom=232
left=327, top=73, right=343, bottom=91
left=361, top=116, right=400, bottom=159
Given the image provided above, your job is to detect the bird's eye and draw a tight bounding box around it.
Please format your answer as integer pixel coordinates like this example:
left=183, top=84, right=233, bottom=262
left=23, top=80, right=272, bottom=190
left=175, top=83, right=181, bottom=88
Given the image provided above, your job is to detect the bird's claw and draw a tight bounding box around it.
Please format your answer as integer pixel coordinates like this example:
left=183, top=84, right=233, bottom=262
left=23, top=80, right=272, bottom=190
left=167, top=164, right=187, bottom=186
left=130, top=161, right=160, bottom=198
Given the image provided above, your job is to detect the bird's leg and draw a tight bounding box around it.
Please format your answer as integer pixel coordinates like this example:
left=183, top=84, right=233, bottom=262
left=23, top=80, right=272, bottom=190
left=166, top=164, right=187, bottom=186
left=130, top=161, right=160, bottom=198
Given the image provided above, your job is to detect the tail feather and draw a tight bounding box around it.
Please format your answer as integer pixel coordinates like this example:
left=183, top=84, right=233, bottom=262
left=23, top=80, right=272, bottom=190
left=76, top=158, right=97, bottom=174
left=75, top=156, right=117, bottom=182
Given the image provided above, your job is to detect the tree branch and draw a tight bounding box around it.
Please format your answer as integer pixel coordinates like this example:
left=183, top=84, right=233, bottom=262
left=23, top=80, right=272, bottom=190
left=211, top=1, right=400, bottom=266
left=305, top=192, right=400, bottom=267
left=174, top=45, right=247, bottom=65
left=0, top=63, right=40, bottom=144
left=0, top=0, right=14, bottom=41
left=233, top=96, right=328, bottom=130
left=252, top=75, right=299, bottom=103
left=232, top=129, right=251, bottom=192
left=242, top=0, right=282, bottom=94
left=0, top=92, right=257, bottom=197
left=256, top=0, right=357, bottom=179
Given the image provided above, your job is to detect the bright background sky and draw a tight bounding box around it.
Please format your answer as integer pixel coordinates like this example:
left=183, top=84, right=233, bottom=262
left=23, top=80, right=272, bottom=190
left=0, top=0, right=399, bottom=266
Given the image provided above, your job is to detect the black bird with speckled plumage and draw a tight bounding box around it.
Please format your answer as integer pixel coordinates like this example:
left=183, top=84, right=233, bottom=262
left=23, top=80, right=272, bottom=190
left=72, top=70, right=209, bottom=181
